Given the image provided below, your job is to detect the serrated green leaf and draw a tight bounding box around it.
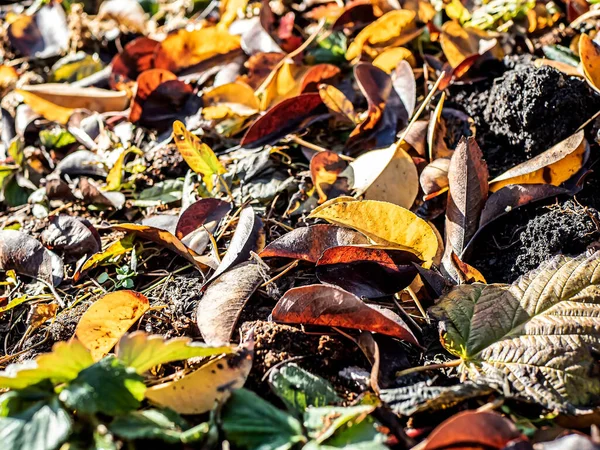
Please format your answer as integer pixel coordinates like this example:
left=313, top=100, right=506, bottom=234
left=116, top=331, right=233, bottom=374
left=221, top=389, right=306, bottom=450
left=268, top=363, right=341, bottom=414
left=429, top=251, right=600, bottom=412
left=0, top=340, right=94, bottom=390
left=0, top=397, right=71, bottom=450
left=59, top=356, right=145, bottom=416
left=132, top=179, right=184, bottom=207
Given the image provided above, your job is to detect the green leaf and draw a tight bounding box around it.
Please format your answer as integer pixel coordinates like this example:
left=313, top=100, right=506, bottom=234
left=221, top=389, right=306, bottom=450
left=542, top=45, right=580, bottom=67
left=39, top=128, right=77, bottom=149
left=0, top=397, right=71, bottom=450
left=0, top=340, right=94, bottom=390
left=304, top=405, right=376, bottom=444
left=307, top=32, right=347, bottom=64
left=429, top=251, right=600, bottom=412
left=132, top=179, right=184, bottom=207
left=110, top=408, right=207, bottom=444
left=116, top=331, right=233, bottom=374
left=268, top=363, right=341, bottom=414
left=59, top=356, right=146, bottom=416
left=3, top=175, right=32, bottom=207
left=50, top=52, right=104, bottom=83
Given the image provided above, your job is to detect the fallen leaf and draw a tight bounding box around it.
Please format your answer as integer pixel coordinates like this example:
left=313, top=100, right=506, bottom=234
left=373, top=47, right=416, bottom=73
left=41, top=215, right=100, bottom=260
left=272, top=284, right=419, bottom=345
left=116, top=331, right=233, bottom=374
left=74, top=290, right=149, bottom=361
left=309, top=200, right=439, bottom=265
left=346, top=10, right=417, bottom=60
left=351, top=145, right=419, bottom=209
left=74, top=234, right=135, bottom=281
left=427, top=92, right=452, bottom=160
left=430, top=251, right=600, bottom=412
left=420, top=158, right=451, bottom=200
left=259, top=224, right=369, bottom=262
left=449, top=251, right=486, bottom=283
left=310, top=151, right=348, bottom=203
left=16, top=89, right=74, bottom=125
left=55, top=150, right=107, bottom=177
left=332, top=3, right=377, bottom=31
left=154, top=27, right=241, bottom=73
left=318, top=84, right=357, bottom=123
left=0, top=229, right=63, bottom=286
left=176, top=198, right=232, bottom=238
left=145, top=339, right=254, bottom=414
left=28, top=303, right=58, bottom=330
left=391, top=60, right=417, bottom=117
left=97, top=0, right=147, bottom=33
left=299, top=64, right=341, bottom=93
left=579, top=34, right=600, bottom=91
left=79, top=178, right=126, bottom=209
left=111, top=224, right=210, bottom=271
left=19, top=84, right=129, bottom=113
left=443, top=137, right=488, bottom=269
left=202, top=82, right=260, bottom=119
left=422, top=411, right=523, bottom=450
left=316, top=246, right=422, bottom=297
left=489, top=130, right=586, bottom=192
left=241, top=93, right=326, bottom=148
left=197, top=262, right=263, bottom=344
left=440, top=21, right=500, bottom=68
left=106, top=147, right=144, bottom=191
left=210, top=206, right=265, bottom=280
left=172, top=121, right=226, bottom=191
left=110, top=37, right=160, bottom=88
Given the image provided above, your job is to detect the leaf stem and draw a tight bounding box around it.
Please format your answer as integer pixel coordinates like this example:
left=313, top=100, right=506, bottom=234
left=217, top=173, right=234, bottom=203
left=395, top=359, right=462, bottom=378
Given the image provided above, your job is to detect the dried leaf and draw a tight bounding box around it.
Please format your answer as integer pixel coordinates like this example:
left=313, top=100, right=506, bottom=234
left=176, top=198, right=232, bottom=239
left=318, top=84, right=357, bottom=123
left=420, top=158, right=451, bottom=199
left=172, top=121, right=226, bottom=191
left=0, top=230, right=63, bottom=286
left=373, top=47, right=416, bottom=73
left=449, top=251, right=486, bottom=283
left=443, top=137, right=488, bottom=266
left=579, top=34, right=600, bottom=91
left=197, top=262, right=263, bottom=344
left=299, top=64, right=341, bottom=93
left=75, top=290, right=149, bottom=361
left=316, top=246, right=421, bottom=297
left=16, top=89, right=74, bottom=125
left=145, top=339, right=253, bottom=414
left=489, top=131, right=586, bottom=192
left=202, top=82, right=260, bottom=119
left=310, top=151, right=348, bottom=203
left=440, top=21, right=500, bottom=68
left=272, top=284, right=419, bottom=345
left=391, top=60, right=417, bottom=117
left=41, top=215, right=100, bottom=260
left=260, top=224, right=369, bottom=263
left=309, top=200, right=439, bottom=265
left=19, top=84, right=129, bottom=113
left=210, top=206, right=265, bottom=280
left=116, top=331, right=233, bottom=374
left=430, top=251, right=600, bottom=412
left=110, top=37, right=159, bottom=88
left=74, top=234, right=135, bottom=281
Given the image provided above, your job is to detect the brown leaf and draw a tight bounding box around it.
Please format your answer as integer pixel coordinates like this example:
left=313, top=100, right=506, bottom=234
left=259, top=224, right=369, bottom=263
left=210, top=206, right=265, bottom=281
left=41, top=215, right=100, bottom=261
left=197, top=262, right=263, bottom=344
left=332, top=3, right=376, bottom=31
left=78, top=178, right=125, bottom=209
left=310, top=151, right=349, bottom=203
left=110, top=37, right=160, bottom=89
left=315, top=246, right=421, bottom=297
left=176, top=199, right=232, bottom=239
left=449, top=251, right=486, bottom=283
left=272, top=284, right=419, bottom=345
left=241, top=93, right=326, bottom=148
left=300, top=64, right=341, bottom=93
left=443, top=137, right=488, bottom=266
left=0, top=230, right=63, bottom=286
left=422, top=411, right=523, bottom=450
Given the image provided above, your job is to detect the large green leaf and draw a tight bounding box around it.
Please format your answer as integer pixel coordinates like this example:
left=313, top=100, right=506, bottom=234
left=0, top=340, right=94, bottom=390
left=268, top=363, right=341, bottom=414
left=221, top=389, right=306, bottom=450
left=116, top=331, right=233, bottom=374
left=430, top=252, right=600, bottom=412
left=59, top=357, right=146, bottom=416
left=0, top=397, right=71, bottom=450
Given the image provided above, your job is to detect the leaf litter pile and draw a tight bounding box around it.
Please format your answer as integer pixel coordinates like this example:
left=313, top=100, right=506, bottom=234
left=5, top=0, right=600, bottom=449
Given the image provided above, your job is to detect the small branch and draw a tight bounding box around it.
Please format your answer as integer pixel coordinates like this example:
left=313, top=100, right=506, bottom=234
left=395, top=359, right=462, bottom=378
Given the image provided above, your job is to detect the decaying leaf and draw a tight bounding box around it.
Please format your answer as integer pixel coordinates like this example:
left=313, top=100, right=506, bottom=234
left=116, top=331, right=233, bottom=374
left=430, top=251, right=600, bottom=412
left=145, top=339, right=254, bottom=414
left=315, top=246, right=422, bottom=297
left=489, top=130, right=586, bottom=192
left=172, top=121, right=226, bottom=192
left=272, top=284, right=419, bottom=345
left=75, top=290, right=150, bottom=361
left=197, top=262, right=263, bottom=344
left=309, top=199, right=439, bottom=265
left=0, top=229, right=63, bottom=286
left=310, top=151, right=348, bottom=204
left=260, top=224, right=369, bottom=262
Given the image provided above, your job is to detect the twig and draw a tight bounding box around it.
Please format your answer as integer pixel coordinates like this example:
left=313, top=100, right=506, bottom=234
left=405, top=286, right=429, bottom=323
left=395, top=359, right=462, bottom=378
left=260, top=260, right=299, bottom=287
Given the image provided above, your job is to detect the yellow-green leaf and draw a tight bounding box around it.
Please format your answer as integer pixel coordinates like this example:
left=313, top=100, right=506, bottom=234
left=173, top=121, right=226, bottom=191
left=106, top=147, right=143, bottom=191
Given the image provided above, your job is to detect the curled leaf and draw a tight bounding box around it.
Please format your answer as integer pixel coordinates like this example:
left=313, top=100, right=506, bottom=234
left=310, top=151, right=348, bottom=204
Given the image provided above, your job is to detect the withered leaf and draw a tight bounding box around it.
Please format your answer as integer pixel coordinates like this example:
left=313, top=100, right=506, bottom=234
left=41, top=215, right=100, bottom=261
left=259, top=224, right=369, bottom=263
left=272, top=284, right=419, bottom=345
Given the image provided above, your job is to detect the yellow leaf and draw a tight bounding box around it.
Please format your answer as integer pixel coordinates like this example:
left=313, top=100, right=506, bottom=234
left=19, top=84, right=129, bottom=113
left=106, top=147, right=144, bottom=191
left=74, top=234, right=135, bottom=281
left=145, top=340, right=253, bottom=414
left=440, top=21, right=500, bottom=68
left=318, top=84, right=357, bottom=123
left=372, top=47, right=416, bottom=73
left=445, top=0, right=471, bottom=22
left=346, top=10, right=416, bottom=61
left=219, top=0, right=248, bottom=29
left=202, top=81, right=259, bottom=119
left=0, top=340, right=94, bottom=390
left=116, top=331, right=233, bottom=374
left=309, top=199, right=439, bottom=265
left=259, top=61, right=306, bottom=110
left=579, top=34, right=600, bottom=91
left=16, top=89, right=74, bottom=125
left=173, top=121, right=226, bottom=191
left=489, top=131, right=586, bottom=193
left=75, top=290, right=150, bottom=361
